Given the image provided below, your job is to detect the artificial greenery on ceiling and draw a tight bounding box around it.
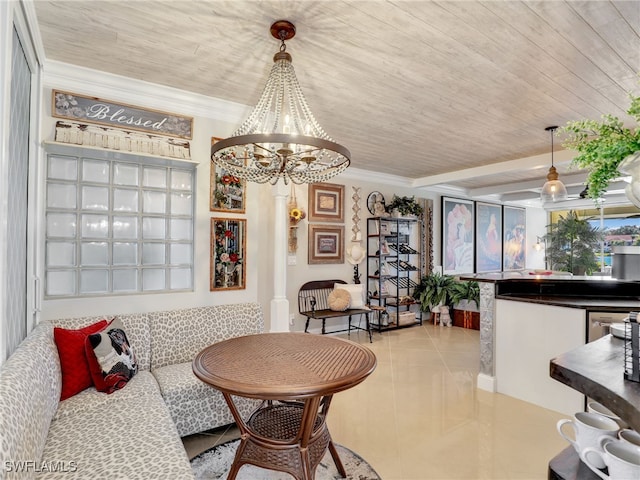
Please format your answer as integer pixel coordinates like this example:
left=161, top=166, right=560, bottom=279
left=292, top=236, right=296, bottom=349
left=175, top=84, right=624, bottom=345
left=561, top=86, right=640, bottom=203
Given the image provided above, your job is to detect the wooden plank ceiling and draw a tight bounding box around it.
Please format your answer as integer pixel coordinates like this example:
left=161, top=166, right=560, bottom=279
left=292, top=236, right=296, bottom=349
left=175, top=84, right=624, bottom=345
left=33, top=1, right=640, bottom=204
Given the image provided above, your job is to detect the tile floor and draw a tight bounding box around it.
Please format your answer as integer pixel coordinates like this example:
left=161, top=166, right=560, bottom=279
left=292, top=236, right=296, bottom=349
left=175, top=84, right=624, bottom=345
left=183, top=323, right=570, bottom=479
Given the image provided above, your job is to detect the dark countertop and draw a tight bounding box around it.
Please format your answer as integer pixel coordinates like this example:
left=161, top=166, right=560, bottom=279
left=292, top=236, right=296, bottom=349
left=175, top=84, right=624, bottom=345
left=461, top=272, right=639, bottom=284
left=460, top=273, right=640, bottom=311
left=550, top=334, right=640, bottom=432
left=548, top=446, right=600, bottom=480
left=494, top=293, right=640, bottom=312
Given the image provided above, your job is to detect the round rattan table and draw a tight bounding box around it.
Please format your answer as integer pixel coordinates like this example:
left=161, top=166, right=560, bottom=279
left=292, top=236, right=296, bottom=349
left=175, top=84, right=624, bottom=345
left=193, top=332, right=377, bottom=480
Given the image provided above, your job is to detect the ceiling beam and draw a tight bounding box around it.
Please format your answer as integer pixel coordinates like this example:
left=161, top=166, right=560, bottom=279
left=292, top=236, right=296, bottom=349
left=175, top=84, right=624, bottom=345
left=498, top=184, right=586, bottom=202
left=542, top=194, right=632, bottom=211
left=468, top=172, right=587, bottom=197
left=411, top=149, right=577, bottom=188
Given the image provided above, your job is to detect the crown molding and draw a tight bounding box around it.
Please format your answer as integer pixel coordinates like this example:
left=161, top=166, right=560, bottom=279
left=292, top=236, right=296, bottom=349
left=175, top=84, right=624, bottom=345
left=336, top=166, right=413, bottom=187
left=42, top=60, right=251, bottom=123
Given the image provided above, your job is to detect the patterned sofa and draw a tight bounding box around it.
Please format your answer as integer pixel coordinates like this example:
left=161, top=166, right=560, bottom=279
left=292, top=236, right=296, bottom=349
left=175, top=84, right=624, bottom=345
left=0, top=303, right=264, bottom=479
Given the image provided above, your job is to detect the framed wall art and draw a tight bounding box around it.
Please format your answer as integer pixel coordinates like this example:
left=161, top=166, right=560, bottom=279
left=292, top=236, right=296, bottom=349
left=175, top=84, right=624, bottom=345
left=367, top=191, right=388, bottom=217
left=308, top=224, right=344, bottom=264
left=503, top=206, right=526, bottom=271
left=442, top=197, right=475, bottom=275
left=308, top=183, right=344, bottom=223
left=210, top=137, right=246, bottom=213
left=475, top=202, right=503, bottom=273
left=211, top=217, right=246, bottom=290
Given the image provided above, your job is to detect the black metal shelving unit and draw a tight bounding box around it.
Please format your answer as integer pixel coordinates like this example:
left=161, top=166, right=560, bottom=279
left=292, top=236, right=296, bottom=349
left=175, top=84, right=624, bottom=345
left=366, top=217, right=423, bottom=331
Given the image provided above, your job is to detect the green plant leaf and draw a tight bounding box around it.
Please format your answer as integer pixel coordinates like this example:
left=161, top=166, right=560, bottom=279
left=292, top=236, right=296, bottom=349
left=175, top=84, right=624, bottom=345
left=414, top=272, right=461, bottom=312
left=560, top=86, right=640, bottom=203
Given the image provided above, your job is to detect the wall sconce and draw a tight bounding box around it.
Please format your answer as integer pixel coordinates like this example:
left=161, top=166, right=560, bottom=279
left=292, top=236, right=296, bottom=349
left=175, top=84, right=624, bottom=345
left=288, top=186, right=306, bottom=254
left=533, top=236, right=545, bottom=251
left=533, top=236, right=549, bottom=270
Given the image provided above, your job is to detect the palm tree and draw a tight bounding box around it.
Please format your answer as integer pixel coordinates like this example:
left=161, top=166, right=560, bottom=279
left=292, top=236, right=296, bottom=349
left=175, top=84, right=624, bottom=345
left=543, top=211, right=603, bottom=275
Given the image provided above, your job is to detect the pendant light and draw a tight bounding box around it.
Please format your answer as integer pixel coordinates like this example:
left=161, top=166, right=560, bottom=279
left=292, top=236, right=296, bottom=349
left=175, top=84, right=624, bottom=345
left=540, top=126, right=568, bottom=203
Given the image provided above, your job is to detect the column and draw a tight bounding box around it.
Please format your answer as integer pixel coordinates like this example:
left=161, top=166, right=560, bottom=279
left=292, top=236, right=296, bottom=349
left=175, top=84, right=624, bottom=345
left=477, top=281, right=497, bottom=392
left=270, top=181, right=290, bottom=332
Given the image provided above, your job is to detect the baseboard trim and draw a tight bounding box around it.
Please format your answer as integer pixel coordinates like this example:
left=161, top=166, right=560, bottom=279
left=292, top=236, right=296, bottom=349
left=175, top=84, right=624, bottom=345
left=477, top=373, right=496, bottom=392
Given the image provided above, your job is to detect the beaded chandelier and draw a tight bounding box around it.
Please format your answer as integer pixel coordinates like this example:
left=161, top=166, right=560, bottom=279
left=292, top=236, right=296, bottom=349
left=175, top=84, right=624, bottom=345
left=211, top=20, right=351, bottom=185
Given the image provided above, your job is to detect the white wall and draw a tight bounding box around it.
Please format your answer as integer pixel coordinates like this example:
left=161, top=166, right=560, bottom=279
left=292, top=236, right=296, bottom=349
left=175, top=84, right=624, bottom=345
left=5, top=24, right=549, bottom=338
left=495, top=299, right=585, bottom=415
left=525, top=205, right=548, bottom=270
left=37, top=64, right=263, bottom=321
left=284, top=181, right=438, bottom=332
left=35, top=62, right=442, bottom=332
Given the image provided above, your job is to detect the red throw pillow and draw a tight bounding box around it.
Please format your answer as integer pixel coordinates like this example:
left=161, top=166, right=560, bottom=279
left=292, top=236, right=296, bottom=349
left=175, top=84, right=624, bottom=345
left=85, top=317, right=138, bottom=394
left=54, top=320, right=108, bottom=400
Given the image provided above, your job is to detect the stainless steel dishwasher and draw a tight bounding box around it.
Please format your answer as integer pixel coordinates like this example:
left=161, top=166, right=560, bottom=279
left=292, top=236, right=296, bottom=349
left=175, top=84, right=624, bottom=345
left=588, top=311, right=631, bottom=342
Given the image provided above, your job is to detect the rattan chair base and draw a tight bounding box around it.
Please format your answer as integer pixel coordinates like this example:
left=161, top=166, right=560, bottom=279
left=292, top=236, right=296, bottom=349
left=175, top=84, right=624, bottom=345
left=233, top=402, right=332, bottom=480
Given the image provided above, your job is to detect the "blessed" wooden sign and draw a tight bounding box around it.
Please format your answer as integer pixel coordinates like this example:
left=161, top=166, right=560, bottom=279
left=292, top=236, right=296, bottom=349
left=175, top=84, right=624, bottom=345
left=52, top=90, right=193, bottom=139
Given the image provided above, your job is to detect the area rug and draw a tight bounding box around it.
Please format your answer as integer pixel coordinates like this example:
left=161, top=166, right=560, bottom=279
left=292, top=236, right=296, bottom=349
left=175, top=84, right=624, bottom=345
left=191, top=440, right=381, bottom=480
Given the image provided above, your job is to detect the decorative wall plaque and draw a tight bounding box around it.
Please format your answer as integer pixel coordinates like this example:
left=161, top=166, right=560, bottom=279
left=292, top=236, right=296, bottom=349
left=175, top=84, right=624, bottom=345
left=53, top=90, right=193, bottom=139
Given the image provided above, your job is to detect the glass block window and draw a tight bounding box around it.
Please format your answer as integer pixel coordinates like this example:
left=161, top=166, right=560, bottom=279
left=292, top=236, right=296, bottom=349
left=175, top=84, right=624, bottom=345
left=45, top=148, right=195, bottom=298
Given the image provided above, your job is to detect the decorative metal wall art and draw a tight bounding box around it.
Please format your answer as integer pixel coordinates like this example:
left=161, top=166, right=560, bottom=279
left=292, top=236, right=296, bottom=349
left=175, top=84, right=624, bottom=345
left=351, top=186, right=362, bottom=240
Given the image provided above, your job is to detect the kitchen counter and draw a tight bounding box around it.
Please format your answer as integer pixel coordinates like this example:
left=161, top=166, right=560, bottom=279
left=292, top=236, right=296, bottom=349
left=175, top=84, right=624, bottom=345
left=463, top=273, right=640, bottom=296
left=462, top=272, right=638, bottom=283
left=461, top=273, right=640, bottom=408
left=459, top=273, right=640, bottom=478
left=550, top=334, right=640, bottom=431
left=494, top=293, right=640, bottom=312
left=548, top=335, right=640, bottom=480
left=462, top=273, right=640, bottom=311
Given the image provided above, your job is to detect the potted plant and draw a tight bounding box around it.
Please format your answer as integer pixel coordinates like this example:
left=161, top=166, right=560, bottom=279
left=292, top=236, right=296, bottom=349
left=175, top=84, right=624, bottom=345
left=450, top=280, right=480, bottom=311
left=449, top=280, right=480, bottom=329
left=412, top=271, right=457, bottom=326
left=387, top=195, right=424, bottom=218
left=543, top=211, right=603, bottom=275
left=561, top=89, right=640, bottom=204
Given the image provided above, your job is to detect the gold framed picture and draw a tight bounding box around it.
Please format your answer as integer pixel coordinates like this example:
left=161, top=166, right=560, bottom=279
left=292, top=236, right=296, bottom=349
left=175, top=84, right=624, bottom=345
left=308, top=183, right=344, bottom=223
left=210, top=217, right=246, bottom=290
left=308, top=224, right=344, bottom=264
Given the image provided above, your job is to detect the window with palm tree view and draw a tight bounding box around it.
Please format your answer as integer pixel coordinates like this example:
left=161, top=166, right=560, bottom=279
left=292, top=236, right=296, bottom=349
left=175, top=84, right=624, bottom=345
left=544, top=208, right=640, bottom=275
